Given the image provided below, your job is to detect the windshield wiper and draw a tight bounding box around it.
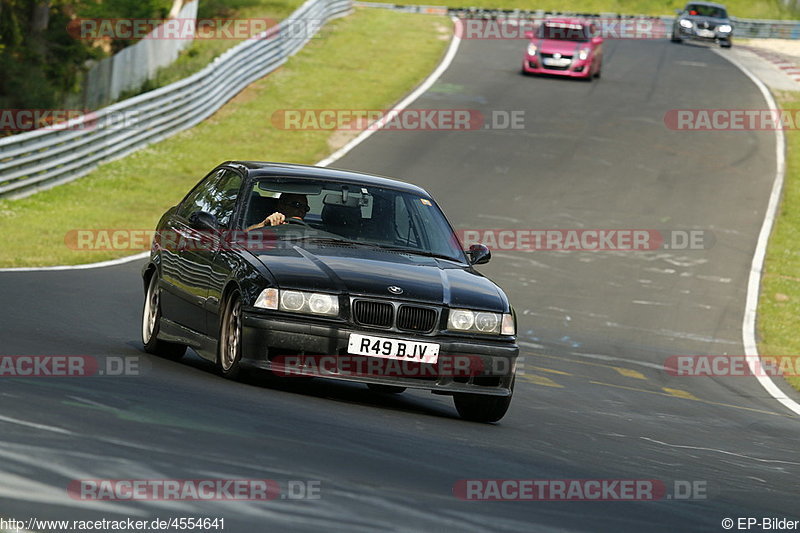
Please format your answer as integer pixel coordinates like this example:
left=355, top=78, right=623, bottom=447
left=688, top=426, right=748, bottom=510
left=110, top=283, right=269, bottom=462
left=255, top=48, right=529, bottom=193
left=283, top=235, right=377, bottom=248
left=373, top=245, right=464, bottom=263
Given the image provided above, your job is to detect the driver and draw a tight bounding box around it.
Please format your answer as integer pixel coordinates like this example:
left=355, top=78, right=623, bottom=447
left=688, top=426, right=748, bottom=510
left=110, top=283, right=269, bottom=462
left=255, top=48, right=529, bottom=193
left=247, top=193, right=309, bottom=230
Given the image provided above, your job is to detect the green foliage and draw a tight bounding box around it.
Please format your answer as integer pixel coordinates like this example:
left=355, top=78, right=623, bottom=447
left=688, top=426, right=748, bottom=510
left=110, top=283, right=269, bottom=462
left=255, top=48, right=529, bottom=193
left=75, top=0, right=173, bottom=52
left=0, top=0, right=171, bottom=109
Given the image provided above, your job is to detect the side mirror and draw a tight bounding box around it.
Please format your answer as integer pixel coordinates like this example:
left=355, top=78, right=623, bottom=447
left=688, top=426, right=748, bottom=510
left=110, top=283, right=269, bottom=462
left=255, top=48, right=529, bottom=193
left=467, top=244, right=491, bottom=265
left=675, top=9, right=682, bottom=15
left=188, top=211, right=218, bottom=231
left=524, top=30, right=534, bottom=39
left=591, top=36, right=603, bottom=45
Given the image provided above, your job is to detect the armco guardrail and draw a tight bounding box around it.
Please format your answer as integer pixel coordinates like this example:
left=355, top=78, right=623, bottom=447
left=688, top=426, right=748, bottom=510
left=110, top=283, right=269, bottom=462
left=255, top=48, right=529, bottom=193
left=0, top=0, right=351, bottom=199
left=356, top=2, right=800, bottom=39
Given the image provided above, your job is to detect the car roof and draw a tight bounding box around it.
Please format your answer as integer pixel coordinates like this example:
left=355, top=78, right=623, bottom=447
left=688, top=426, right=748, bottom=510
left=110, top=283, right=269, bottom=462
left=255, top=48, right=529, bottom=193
left=543, top=18, right=586, bottom=26
left=224, top=161, right=432, bottom=197
left=684, top=1, right=727, bottom=9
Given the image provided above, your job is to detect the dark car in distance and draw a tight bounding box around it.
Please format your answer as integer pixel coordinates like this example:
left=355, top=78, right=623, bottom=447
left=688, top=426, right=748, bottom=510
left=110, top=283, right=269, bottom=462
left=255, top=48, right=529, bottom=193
left=671, top=2, right=733, bottom=48
left=141, top=162, right=519, bottom=422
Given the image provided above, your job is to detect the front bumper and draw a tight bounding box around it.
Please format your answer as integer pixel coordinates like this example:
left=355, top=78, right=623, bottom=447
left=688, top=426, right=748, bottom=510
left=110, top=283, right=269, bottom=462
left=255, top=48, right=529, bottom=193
left=240, top=312, right=518, bottom=397
left=522, top=55, right=592, bottom=78
left=677, top=27, right=731, bottom=42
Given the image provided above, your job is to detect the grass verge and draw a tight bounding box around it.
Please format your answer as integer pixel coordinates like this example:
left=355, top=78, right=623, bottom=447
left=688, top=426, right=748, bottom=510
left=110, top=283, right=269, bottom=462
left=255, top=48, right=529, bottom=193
left=758, top=92, right=800, bottom=391
left=0, top=8, right=452, bottom=267
left=394, top=0, right=800, bottom=19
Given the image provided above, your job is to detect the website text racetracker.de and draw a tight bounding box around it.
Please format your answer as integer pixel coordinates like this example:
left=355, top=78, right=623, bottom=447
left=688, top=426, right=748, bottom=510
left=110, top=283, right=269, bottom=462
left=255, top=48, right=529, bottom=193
left=68, top=17, right=323, bottom=41
left=454, top=18, right=669, bottom=40
left=457, top=229, right=713, bottom=251
left=68, top=479, right=321, bottom=501
left=270, top=354, right=517, bottom=377
left=0, top=355, right=144, bottom=377
left=270, top=109, right=525, bottom=131
left=453, top=479, right=708, bottom=501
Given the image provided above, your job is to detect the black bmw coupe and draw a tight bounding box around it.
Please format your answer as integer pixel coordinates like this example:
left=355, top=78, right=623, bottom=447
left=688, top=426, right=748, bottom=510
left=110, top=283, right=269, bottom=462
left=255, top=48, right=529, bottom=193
left=141, top=162, right=518, bottom=422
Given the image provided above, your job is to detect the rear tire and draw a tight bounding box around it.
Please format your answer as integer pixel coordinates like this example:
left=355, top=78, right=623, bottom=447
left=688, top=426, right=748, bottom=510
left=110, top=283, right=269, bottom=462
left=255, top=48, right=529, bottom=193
left=218, top=290, right=244, bottom=380
left=453, top=379, right=514, bottom=423
left=142, top=272, right=186, bottom=361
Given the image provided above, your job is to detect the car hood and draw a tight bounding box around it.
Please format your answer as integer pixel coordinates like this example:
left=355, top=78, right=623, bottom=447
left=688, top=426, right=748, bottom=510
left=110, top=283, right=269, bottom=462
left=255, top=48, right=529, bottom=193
left=251, top=243, right=509, bottom=311
left=536, top=39, right=586, bottom=55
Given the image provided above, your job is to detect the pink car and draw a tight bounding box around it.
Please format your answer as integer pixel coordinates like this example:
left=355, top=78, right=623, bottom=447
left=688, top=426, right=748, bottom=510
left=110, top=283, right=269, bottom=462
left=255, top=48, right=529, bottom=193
left=522, top=19, right=603, bottom=80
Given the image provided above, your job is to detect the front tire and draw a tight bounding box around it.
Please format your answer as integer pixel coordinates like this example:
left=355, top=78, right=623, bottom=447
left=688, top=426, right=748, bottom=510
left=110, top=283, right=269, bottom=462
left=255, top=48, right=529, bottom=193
left=218, top=290, right=244, bottom=380
left=453, top=379, right=514, bottom=423
left=670, top=29, right=682, bottom=43
left=720, top=39, right=732, bottom=48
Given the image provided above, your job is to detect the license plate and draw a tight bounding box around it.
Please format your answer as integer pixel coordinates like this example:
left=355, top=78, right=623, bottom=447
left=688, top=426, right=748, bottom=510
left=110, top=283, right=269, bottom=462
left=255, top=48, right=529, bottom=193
left=697, top=29, right=715, bottom=37
left=543, top=58, right=571, bottom=67
left=348, top=333, right=440, bottom=364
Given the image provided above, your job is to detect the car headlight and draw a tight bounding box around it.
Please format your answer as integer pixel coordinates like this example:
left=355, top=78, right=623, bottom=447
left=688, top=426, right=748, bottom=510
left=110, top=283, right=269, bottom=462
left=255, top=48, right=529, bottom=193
left=254, top=288, right=339, bottom=316
left=718, top=24, right=732, bottom=33
left=578, top=48, right=591, bottom=61
left=679, top=19, right=693, bottom=28
left=448, top=309, right=515, bottom=335
left=527, top=43, right=538, bottom=56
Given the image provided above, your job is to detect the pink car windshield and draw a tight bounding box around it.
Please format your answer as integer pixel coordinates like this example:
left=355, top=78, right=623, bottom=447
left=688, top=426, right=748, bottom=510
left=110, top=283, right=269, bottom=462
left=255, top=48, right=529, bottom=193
left=539, top=23, right=591, bottom=41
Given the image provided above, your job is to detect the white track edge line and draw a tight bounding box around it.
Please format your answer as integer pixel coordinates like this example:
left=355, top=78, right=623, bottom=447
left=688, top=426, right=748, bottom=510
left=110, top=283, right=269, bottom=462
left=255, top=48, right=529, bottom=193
left=0, top=20, right=462, bottom=273
left=316, top=18, right=461, bottom=167
left=714, top=48, right=800, bottom=416
left=0, top=252, right=150, bottom=273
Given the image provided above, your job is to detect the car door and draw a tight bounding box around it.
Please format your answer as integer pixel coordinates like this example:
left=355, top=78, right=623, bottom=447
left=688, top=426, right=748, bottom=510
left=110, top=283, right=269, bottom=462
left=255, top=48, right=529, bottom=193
left=159, top=168, right=222, bottom=331
left=179, top=168, right=245, bottom=337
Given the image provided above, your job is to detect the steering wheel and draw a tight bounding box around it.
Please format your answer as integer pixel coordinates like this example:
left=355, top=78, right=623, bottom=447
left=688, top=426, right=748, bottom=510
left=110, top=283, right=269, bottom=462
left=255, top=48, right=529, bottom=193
left=286, top=218, right=309, bottom=226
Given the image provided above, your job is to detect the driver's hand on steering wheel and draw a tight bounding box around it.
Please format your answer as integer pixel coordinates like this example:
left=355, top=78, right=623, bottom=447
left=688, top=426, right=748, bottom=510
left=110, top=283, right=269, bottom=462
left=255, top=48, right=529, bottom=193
left=264, top=212, right=286, bottom=226
left=247, top=212, right=304, bottom=231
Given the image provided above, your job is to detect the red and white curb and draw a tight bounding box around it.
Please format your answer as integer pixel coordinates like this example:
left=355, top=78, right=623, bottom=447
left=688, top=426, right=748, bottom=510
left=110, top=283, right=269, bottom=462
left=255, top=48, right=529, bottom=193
left=740, top=45, right=800, bottom=84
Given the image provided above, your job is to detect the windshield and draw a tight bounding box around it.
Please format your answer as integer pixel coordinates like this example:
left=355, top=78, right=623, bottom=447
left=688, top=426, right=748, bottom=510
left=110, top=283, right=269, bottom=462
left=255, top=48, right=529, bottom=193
left=685, top=4, right=728, bottom=18
left=243, top=178, right=466, bottom=262
left=538, top=22, right=590, bottom=41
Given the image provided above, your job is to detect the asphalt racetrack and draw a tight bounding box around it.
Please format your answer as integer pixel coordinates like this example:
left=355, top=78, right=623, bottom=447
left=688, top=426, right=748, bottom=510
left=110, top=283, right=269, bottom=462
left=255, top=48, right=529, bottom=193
left=2, top=36, right=800, bottom=532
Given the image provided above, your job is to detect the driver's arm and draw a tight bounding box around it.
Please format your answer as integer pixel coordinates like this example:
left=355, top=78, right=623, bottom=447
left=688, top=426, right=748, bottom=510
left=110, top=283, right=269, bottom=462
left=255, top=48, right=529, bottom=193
left=247, top=211, right=286, bottom=231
